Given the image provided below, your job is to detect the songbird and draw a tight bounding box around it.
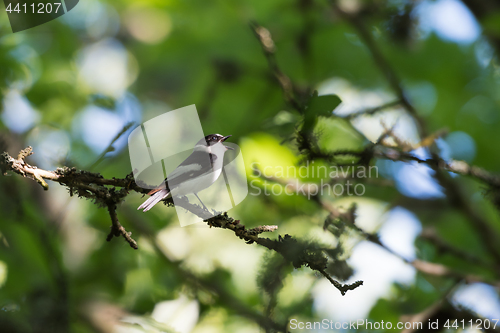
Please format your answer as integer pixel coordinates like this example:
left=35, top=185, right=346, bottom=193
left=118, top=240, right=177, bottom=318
left=138, top=134, right=233, bottom=212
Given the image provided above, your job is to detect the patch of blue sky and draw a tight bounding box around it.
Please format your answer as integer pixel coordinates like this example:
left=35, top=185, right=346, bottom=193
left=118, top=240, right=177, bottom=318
left=416, top=0, right=481, bottom=44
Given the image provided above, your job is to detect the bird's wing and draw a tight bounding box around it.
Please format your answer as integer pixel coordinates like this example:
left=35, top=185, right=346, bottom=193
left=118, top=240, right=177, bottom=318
left=147, top=151, right=217, bottom=195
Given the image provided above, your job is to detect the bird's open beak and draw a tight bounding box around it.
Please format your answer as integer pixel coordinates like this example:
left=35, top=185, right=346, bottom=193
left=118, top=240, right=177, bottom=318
left=221, top=135, right=234, bottom=150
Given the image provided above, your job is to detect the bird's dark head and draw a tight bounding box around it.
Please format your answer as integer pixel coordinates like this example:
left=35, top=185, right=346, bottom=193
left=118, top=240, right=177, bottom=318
left=196, top=134, right=233, bottom=149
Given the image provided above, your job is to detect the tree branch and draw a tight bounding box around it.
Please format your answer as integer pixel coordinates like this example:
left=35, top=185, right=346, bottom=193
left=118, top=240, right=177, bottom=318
left=250, top=21, right=305, bottom=114
left=260, top=160, right=500, bottom=287
left=3, top=147, right=358, bottom=295
left=319, top=270, right=363, bottom=296
left=106, top=203, right=138, bottom=249
left=342, top=100, right=402, bottom=120
left=331, top=2, right=427, bottom=135
left=89, top=122, right=134, bottom=170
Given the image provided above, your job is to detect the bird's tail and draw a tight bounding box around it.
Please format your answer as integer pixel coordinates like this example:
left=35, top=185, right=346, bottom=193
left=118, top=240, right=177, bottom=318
left=138, top=189, right=170, bottom=212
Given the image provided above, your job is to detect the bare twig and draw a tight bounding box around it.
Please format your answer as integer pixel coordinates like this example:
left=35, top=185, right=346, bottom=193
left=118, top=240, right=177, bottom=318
left=3, top=146, right=58, bottom=190
left=434, top=170, right=500, bottom=265
left=399, top=283, right=460, bottom=333
left=89, top=122, right=134, bottom=170
left=106, top=203, right=138, bottom=249
left=367, top=232, right=500, bottom=287
left=319, top=270, right=363, bottom=296
left=250, top=21, right=305, bottom=114
left=331, top=2, right=427, bottom=135
left=400, top=299, right=444, bottom=333
left=371, top=145, right=500, bottom=187
left=343, top=100, right=402, bottom=119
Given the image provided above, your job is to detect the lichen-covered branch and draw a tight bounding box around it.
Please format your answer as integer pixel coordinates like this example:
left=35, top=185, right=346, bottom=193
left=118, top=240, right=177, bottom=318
left=2, top=147, right=58, bottom=190
left=3, top=147, right=359, bottom=295
left=319, top=270, right=363, bottom=296
left=107, top=203, right=138, bottom=249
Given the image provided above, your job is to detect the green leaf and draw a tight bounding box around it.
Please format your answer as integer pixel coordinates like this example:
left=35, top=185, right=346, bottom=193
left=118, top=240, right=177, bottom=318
left=308, top=94, right=342, bottom=117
